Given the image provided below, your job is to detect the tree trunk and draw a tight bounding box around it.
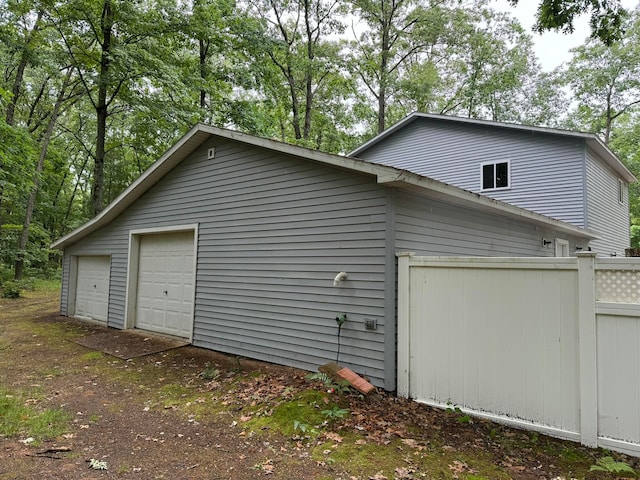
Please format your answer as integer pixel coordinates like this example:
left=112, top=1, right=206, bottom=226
left=15, top=70, right=72, bottom=280
left=288, top=71, right=302, bottom=140
left=302, top=0, right=313, bottom=140
left=378, top=10, right=391, bottom=134
left=5, top=11, right=43, bottom=126
left=199, top=38, right=209, bottom=109
left=92, top=0, right=113, bottom=216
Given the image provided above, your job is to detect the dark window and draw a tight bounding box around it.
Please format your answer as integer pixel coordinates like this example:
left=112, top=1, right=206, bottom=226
left=495, top=162, right=508, bottom=188
left=482, top=164, right=494, bottom=189
left=482, top=161, right=509, bottom=190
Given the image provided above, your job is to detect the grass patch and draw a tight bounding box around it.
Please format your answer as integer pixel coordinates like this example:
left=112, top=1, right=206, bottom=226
left=245, top=389, right=336, bottom=437
left=313, top=434, right=512, bottom=479
left=29, top=279, right=61, bottom=295
left=0, top=385, right=70, bottom=444
left=80, top=351, right=105, bottom=362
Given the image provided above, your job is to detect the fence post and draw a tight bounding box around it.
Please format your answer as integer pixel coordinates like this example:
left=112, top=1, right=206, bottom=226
left=576, top=251, right=598, bottom=447
left=396, top=252, right=414, bottom=398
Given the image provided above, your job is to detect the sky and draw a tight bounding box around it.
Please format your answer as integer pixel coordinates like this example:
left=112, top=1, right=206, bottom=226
left=493, top=0, right=640, bottom=71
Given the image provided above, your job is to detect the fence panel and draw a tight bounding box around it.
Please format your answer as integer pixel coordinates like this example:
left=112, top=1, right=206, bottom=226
left=596, top=303, right=640, bottom=455
left=405, top=257, right=581, bottom=439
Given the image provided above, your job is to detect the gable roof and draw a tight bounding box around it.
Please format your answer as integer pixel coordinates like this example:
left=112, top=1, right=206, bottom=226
left=51, top=123, right=597, bottom=250
left=350, top=112, right=636, bottom=183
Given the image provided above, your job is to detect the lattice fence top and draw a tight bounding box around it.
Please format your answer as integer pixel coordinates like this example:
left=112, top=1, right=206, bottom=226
left=597, top=270, right=640, bottom=304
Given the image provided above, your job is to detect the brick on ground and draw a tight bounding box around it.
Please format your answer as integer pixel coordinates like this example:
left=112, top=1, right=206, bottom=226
left=319, top=362, right=375, bottom=395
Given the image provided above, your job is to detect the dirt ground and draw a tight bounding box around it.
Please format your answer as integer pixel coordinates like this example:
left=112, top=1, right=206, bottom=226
left=1, top=289, right=638, bottom=480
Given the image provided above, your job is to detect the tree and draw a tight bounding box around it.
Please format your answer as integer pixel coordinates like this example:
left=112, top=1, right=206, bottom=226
left=50, top=0, right=188, bottom=215
left=508, top=0, right=627, bottom=45
left=358, top=2, right=552, bottom=127
left=243, top=0, right=351, bottom=146
left=14, top=67, right=78, bottom=280
left=349, top=0, right=442, bottom=133
left=0, top=0, right=46, bottom=228
left=562, top=11, right=640, bottom=143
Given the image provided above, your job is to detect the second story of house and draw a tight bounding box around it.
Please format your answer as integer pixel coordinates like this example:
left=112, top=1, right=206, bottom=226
left=350, top=113, right=636, bottom=256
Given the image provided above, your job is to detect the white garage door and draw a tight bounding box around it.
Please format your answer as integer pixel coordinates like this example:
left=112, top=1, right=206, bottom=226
left=135, top=231, right=195, bottom=338
left=75, top=256, right=110, bottom=323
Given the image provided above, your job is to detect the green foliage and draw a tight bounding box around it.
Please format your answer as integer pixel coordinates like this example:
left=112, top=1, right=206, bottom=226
left=321, top=407, right=350, bottom=420
left=446, top=405, right=472, bottom=424
left=200, top=362, right=220, bottom=381
left=306, top=372, right=351, bottom=394
left=1, top=280, right=21, bottom=298
left=0, top=385, right=70, bottom=442
left=293, top=420, right=318, bottom=435
left=306, top=372, right=333, bottom=386
left=514, top=0, right=627, bottom=45
left=590, top=456, right=636, bottom=474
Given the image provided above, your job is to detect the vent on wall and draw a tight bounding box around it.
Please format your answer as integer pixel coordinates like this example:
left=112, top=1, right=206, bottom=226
left=207, top=147, right=215, bottom=159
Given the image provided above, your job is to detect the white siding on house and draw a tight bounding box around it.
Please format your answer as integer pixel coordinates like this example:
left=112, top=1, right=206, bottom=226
left=586, top=149, right=630, bottom=256
left=359, top=118, right=587, bottom=227
left=62, top=139, right=390, bottom=387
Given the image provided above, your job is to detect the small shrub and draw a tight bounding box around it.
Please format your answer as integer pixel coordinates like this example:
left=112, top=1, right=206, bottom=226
left=321, top=407, right=350, bottom=420
left=306, top=372, right=351, bottom=394
left=590, top=456, right=635, bottom=474
left=446, top=405, right=472, bottom=424
left=293, top=420, right=318, bottom=435
left=1, top=280, right=21, bottom=298
left=200, top=362, right=220, bottom=381
left=306, top=372, right=333, bottom=386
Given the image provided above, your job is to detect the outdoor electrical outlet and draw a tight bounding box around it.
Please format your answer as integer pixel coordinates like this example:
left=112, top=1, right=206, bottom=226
left=335, top=313, right=347, bottom=326
left=364, top=318, right=377, bottom=330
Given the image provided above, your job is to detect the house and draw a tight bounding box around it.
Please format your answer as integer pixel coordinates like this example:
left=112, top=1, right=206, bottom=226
left=52, top=124, right=596, bottom=391
left=350, top=113, right=636, bottom=257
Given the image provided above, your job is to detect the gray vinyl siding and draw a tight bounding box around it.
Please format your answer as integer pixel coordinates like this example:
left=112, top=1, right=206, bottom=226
left=60, top=253, right=70, bottom=316
left=585, top=149, right=630, bottom=256
left=394, top=191, right=586, bottom=256
left=359, top=118, right=587, bottom=227
left=63, top=139, right=391, bottom=388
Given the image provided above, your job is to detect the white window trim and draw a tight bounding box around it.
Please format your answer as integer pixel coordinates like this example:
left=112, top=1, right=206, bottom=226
left=480, top=160, right=511, bottom=192
left=618, top=179, right=624, bottom=205
left=555, top=238, right=570, bottom=257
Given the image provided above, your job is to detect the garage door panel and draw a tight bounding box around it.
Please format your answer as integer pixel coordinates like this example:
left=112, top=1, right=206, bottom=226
left=75, top=256, right=110, bottom=323
left=135, top=231, right=194, bottom=339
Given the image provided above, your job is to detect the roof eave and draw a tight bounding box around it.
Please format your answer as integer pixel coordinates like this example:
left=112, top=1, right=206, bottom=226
left=377, top=171, right=599, bottom=241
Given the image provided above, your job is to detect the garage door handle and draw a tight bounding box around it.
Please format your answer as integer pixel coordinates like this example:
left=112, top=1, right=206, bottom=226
left=93, top=285, right=97, bottom=288
left=163, top=290, right=168, bottom=295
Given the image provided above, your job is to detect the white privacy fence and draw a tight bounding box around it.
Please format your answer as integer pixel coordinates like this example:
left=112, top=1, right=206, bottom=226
left=397, top=252, right=640, bottom=457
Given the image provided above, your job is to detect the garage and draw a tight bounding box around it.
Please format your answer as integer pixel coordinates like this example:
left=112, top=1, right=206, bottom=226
left=134, top=230, right=195, bottom=339
left=75, top=256, right=111, bottom=323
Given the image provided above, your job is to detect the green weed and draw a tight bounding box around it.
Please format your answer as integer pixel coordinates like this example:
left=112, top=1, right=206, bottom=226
left=590, top=456, right=636, bottom=474
left=0, top=385, right=70, bottom=443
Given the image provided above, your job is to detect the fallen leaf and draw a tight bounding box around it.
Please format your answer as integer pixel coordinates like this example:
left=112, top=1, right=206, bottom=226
left=369, top=472, right=388, bottom=480
left=448, top=460, right=467, bottom=477
left=394, top=466, right=414, bottom=479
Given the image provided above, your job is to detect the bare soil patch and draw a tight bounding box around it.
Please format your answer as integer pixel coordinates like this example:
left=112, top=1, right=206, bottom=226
left=1, top=288, right=639, bottom=480
left=73, top=330, right=188, bottom=360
